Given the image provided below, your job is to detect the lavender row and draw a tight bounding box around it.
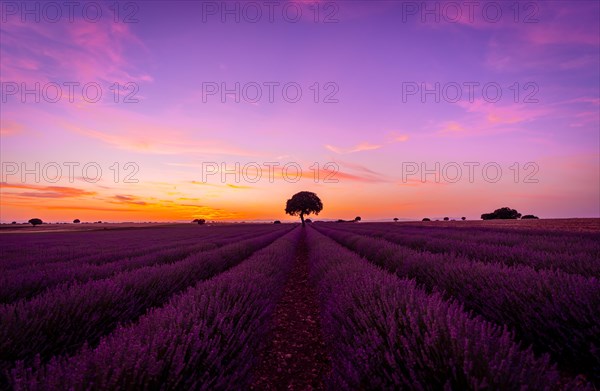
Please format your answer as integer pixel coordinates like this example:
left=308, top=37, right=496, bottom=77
left=0, top=225, right=208, bottom=270
left=1, top=224, right=282, bottom=272
left=0, top=227, right=283, bottom=304
left=333, top=224, right=600, bottom=277
left=305, top=228, right=586, bottom=389
left=314, top=225, right=600, bottom=383
left=0, top=226, right=294, bottom=381
left=394, top=222, right=600, bottom=241
left=345, top=223, right=600, bottom=260
left=10, top=228, right=301, bottom=390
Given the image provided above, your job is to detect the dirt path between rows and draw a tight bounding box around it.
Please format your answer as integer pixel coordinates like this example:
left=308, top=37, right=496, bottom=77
left=251, top=229, right=330, bottom=390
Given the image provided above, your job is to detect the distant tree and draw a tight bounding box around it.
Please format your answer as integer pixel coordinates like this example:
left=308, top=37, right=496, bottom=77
left=11, top=221, right=16, bottom=224
left=336, top=219, right=346, bottom=223
left=305, top=218, right=312, bottom=224
left=73, top=219, right=80, bottom=224
left=443, top=217, right=449, bottom=221
left=354, top=216, right=361, bottom=222
left=28, top=218, right=43, bottom=226
left=285, top=191, right=323, bottom=227
left=521, top=214, right=539, bottom=219
left=422, top=218, right=431, bottom=222
left=197, top=219, right=206, bottom=225
left=481, top=207, right=522, bottom=220
left=273, top=220, right=281, bottom=224
left=461, top=217, right=466, bottom=221
left=393, top=218, right=399, bottom=222
left=192, top=219, right=198, bottom=223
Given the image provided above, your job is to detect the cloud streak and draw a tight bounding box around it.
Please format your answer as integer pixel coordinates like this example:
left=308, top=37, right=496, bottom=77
left=1, top=183, right=97, bottom=198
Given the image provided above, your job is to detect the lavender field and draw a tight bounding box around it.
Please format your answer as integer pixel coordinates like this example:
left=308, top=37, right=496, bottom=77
left=0, top=221, right=599, bottom=390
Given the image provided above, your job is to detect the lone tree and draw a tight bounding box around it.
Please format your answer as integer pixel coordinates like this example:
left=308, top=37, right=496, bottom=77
left=443, top=217, right=449, bottom=221
left=521, top=214, right=539, bottom=219
left=422, top=218, right=431, bottom=221
left=285, top=191, right=323, bottom=227
left=29, top=218, right=43, bottom=226
left=393, top=218, right=399, bottom=222
left=354, top=216, right=361, bottom=222
left=192, top=219, right=206, bottom=225
left=481, top=207, right=522, bottom=220
left=73, top=219, right=80, bottom=224
left=461, top=217, right=466, bottom=221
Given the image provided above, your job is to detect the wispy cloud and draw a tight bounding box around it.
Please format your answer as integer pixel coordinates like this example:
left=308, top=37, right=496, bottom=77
left=43, top=205, right=139, bottom=212
left=110, top=195, right=148, bottom=206
left=227, top=184, right=254, bottom=189
left=435, top=99, right=552, bottom=137
left=0, top=10, right=151, bottom=84
left=64, top=121, right=255, bottom=156
left=326, top=131, right=410, bottom=155
left=0, top=120, right=24, bottom=136
left=0, top=183, right=97, bottom=198
left=325, top=142, right=383, bottom=154
left=190, top=162, right=389, bottom=184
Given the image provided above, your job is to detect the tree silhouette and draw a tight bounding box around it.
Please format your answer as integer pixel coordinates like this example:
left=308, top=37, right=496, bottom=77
left=354, top=216, right=361, bottom=222
left=285, top=191, right=323, bottom=226
left=28, top=218, right=43, bottom=226
left=481, top=207, right=522, bottom=220
left=461, top=217, right=466, bottom=221
left=422, top=218, right=431, bottom=221
left=521, top=214, right=539, bottom=219
left=443, top=217, right=449, bottom=221
left=73, top=219, right=80, bottom=224
left=393, top=218, right=399, bottom=222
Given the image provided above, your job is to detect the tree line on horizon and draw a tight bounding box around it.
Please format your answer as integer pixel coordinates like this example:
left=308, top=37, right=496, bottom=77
left=17, top=196, right=539, bottom=226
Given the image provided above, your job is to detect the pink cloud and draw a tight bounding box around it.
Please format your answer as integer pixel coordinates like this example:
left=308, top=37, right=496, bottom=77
left=0, top=120, right=25, bottom=136
left=189, top=162, right=390, bottom=184
left=0, top=13, right=151, bottom=85
left=66, top=124, right=255, bottom=156
left=0, top=183, right=97, bottom=198
left=111, top=195, right=148, bottom=205
left=326, top=132, right=411, bottom=155
left=434, top=99, right=553, bottom=138
left=325, top=142, right=382, bottom=154
left=483, top=12, right=599, bottom=72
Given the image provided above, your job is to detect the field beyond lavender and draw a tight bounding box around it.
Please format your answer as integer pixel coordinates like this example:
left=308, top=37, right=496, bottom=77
left=1, top=219, right=598, bottom=390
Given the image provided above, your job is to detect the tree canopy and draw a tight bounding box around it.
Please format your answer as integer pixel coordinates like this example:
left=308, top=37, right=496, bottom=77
left=481, top=207, right=522, bottom=220
left=29, top=218, right=43, bottom=226
left=285, top=191, right=323, bottom=226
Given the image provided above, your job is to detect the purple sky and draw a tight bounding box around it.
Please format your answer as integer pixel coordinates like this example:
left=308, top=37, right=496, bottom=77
left=1, top=0, right=599, bottom=222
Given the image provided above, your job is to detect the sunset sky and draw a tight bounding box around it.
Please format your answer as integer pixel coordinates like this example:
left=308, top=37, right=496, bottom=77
left=1, top=0, right=599, bottom=222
